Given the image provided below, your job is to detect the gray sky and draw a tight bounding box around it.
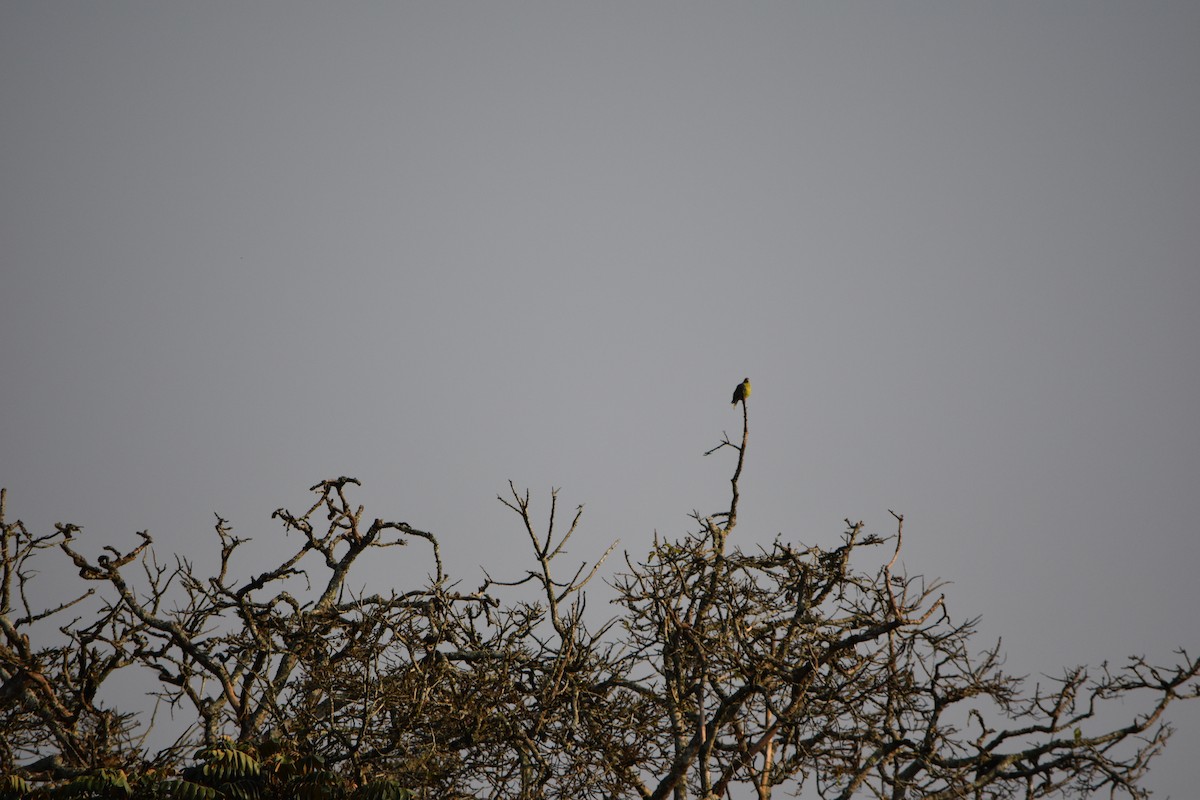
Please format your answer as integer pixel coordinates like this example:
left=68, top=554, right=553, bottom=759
left=2, top=3, right=1198, bottom=794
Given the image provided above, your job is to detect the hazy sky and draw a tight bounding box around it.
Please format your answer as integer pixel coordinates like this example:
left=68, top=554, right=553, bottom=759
left=2, top=3, right=1198, bottom=794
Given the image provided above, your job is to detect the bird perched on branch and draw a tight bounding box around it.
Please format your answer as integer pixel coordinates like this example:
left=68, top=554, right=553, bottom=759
left=732, top=378, right=751, bottom=407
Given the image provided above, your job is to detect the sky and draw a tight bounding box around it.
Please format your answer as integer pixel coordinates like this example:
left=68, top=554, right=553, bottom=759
left=2, top=3, right=1198, bottom=795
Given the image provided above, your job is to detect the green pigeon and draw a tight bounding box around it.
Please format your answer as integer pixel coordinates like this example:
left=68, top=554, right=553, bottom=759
left=732, top=378, right=751, bottom=407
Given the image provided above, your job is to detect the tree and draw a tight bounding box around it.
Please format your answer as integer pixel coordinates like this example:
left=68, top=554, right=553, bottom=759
left=1, top=407, right=1196, bottom=799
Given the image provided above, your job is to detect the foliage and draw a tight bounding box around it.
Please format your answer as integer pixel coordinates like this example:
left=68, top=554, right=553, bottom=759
left=1, top=407, right=1197, bottom=799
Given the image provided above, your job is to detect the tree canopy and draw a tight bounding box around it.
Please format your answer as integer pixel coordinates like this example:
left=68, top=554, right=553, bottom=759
left=1, top=409, right=1196, bottom=800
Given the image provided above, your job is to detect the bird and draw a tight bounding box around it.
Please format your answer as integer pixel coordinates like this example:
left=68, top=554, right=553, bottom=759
left=732, top=378, right=751, bottom=407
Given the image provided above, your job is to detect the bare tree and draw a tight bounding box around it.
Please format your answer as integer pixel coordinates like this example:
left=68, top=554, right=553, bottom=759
left=1, top=405, right=1196, bottom=799
left=602, top=408, right=1198, bottom=800
left=0, top=489, right=142, bottom=779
